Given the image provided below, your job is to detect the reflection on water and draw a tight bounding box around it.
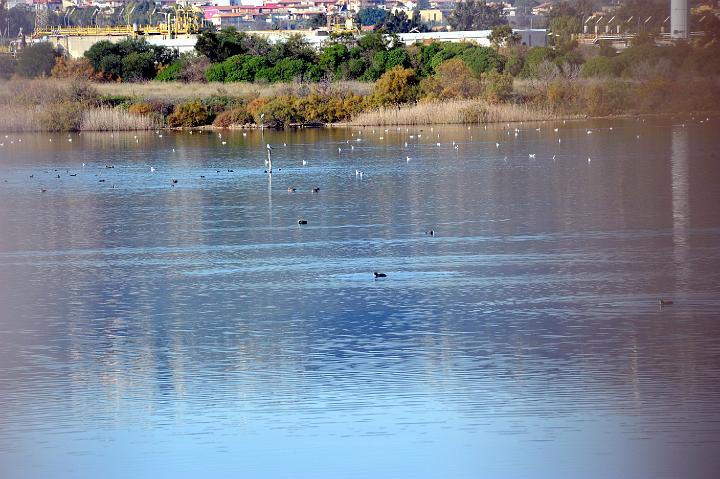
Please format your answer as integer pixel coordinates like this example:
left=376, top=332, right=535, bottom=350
left=1, top=117, right=719, bottom=479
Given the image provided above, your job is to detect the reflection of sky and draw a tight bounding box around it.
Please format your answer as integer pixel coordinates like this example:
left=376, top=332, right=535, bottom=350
left=1, top=118, right=720, bottom=478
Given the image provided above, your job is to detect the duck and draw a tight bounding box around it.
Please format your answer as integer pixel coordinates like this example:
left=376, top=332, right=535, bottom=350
left=373, top=272, right=386, bottom=278
left=425, top=230, right=435, bottom=236
left=298, top=219, right=308, bottom=225
left=659, top=299, right=674, bottom=306
left=311, top=187, right=320, bottom=193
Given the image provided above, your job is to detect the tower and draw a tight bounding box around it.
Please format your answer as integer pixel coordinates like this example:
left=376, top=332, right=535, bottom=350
left=670, top=0, right=688, bottom=39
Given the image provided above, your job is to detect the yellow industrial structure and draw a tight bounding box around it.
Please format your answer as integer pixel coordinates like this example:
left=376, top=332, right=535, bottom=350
left=32, top=6, right=205, bottom=39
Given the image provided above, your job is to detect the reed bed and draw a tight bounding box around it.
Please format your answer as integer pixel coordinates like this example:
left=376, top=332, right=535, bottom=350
left=80, top=107, right=162, bottom=131
left=0, top=105, right=44, bottom=132
left=94, top=80, right=373, bottom=102
left=346, top=100, right=579, bottom=126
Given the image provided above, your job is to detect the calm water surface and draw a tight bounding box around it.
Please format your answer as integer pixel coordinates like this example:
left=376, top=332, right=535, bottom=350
left=1, top=118, right=719, bottom=479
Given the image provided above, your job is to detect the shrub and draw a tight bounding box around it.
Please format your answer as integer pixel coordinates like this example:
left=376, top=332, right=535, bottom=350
left=167, top=100, right=211, bottom=127
left=544, top=80, right=579, bottom=112
left=155, top=60, right=182, bottom=81
left=205, top=63, right=227, bottom=82
left=483, top=70, right=513, bottom=103
left=372, top=66, right=418, bottom=106
left=65, top=81, right=100, bottom=106
left=212, top=106, right=254, bottom=127
left=128, top=102, right=154, bottom=115
left=202, top=95, right=242, bottom=115
left=16, top=43, right=59, bottom=78
left=247, top=97, right=270, bottom=118
left=580, top=56, right=620, bottom=78
left=256, top=96, right=300, bottom=127
left=583, top=80, right=633, bottom=116
left=0, top=56, right=17, bottom=80
left=51, top=57, right=95, bottom=80
left=38, top=102, right=84, bottom=131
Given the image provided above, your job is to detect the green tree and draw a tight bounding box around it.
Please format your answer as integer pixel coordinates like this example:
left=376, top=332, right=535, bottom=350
left=488, top=25, right=521, bottom=49
left=16, top=43, right=59, bottom=77
left=356, top=8, right=388, bottom=27
left=548, top=16, right=581, bottom=53
left=460, top=46, right=505, bottom=75
left=122, top=51, right=156, bottom=81
left=377, top=11, right=429, bottom=33
left=448, top=0, right=507, bottom=31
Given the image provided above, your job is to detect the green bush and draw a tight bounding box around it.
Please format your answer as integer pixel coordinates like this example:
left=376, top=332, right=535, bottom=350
left=16, top=43, right=59, bottom=78
left=483, top=70, right=513, bottom=103
left=155, top=59, right=182, bottom=81
left=583, top=80, right=633, bottom=116
left=580, top=56, right=620, bottom=78
left=257, top=96, right=301, bottom=127
left=167, top=100, right=211, bottom=127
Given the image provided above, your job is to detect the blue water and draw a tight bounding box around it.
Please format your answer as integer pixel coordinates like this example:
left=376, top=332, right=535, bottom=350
left=1, top=118, right=719, bottom=479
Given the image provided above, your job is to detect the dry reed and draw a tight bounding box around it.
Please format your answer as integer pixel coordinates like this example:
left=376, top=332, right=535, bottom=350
left=80, top=107, right=162, bottom=131
left=0, top=105, right=44, bottom=132
left=346, top=100, right=579, bottom=126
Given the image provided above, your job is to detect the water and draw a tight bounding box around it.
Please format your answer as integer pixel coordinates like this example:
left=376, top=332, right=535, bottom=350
left=1, top=118, right=719, bottom=479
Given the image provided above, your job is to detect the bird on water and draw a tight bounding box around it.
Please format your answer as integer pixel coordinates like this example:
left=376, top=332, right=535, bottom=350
left=659, top=299, right=674, bottom=306
left=373, top=272, right=387, bottom=278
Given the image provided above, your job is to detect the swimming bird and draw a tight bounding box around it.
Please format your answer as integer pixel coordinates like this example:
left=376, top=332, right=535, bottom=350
left=288, top=187, right=296, bottom=192
left=425, top=230, right=435, bottom=236
left=172, top=179, right=178, bottom=184
left=222, top=141, right=227, bottom=145
left=496, top=142, right=500, bottom=148
left=41, top=188, right=47, bottom=193
left=528, top=153, right=535, bottom=158
left=298, top=219, right=307, bottom=225
left=659, top=299, right=674, bottom=306
left=588, top=157, right=591, bottom=163
left=406, top=156, right=411, bottom=162
left=311, top=187, right=320, bottom=193
left=373, top=272, right=387, bottom=278
left=150, top=167, right=155, bottom=172
left=302, top=160, right=307, bottom=165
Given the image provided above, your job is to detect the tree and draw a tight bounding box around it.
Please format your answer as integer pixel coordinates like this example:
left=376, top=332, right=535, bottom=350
left=448, top=0, right=507, bottom=31
left=16, top=43, right=59, bottom=77
left=488, top=25, right=521, bottom=49
left=356, top=8, right=388, bottom=27
left=377, top=11, right=429, bottom=34
left=308, top=13, right=327, bottom=29
left=0, top=56, right=16, bottom=80
left=195, top=28, right=270, bottom=63
left=548, top=16, right=581, bottom=53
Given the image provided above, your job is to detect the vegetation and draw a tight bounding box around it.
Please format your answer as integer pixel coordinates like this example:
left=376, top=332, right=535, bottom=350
left=84, top=38, right=177, bottom=81
left=447, top=0, right=508, bottom=31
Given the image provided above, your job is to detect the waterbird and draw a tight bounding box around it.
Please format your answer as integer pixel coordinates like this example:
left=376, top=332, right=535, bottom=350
left=373, top=272, right=387, bottom=278
left=528, top=153, right=535, bottom=158
left=588, top=157, right=591, bottom=163
left=41, top=188, right=47, bottom=193
left=288, top=187, right=296, bottom=192
left=150, top=167, right=155, bottom=172
left=425, top=230, right=435, bottom=236
left=222, top=141, right=227, bottom=145
left=172, top=179, right=178, bottom=184
left=302, top=160, right=308, bottom=165
left=554, top=128, right=559, bottom=132
left=496, top=142, right=500, bottom=148
left=228, top=169, right=234, bottom=172
left=406, top=156, right=411, bottom=162
left=298, top=219, right=308, bottom=225
left=659, top=299, right=674, bottom=306
left=311, top=187, right=320, bottom=193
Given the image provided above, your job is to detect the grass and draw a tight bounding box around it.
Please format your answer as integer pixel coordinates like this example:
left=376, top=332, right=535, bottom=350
left=346, top=100, right=579, bottom=126
left=81, top=107, right=162, bottom=131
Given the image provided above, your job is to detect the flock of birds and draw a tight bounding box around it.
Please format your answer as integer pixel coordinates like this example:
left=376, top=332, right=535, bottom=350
left=3, top=115, right=710, bottom=295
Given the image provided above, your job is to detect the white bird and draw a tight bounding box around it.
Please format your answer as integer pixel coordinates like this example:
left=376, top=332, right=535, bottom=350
left=636, top=135, right=640, bottom=139
left=417, top=134, right=422, bottom=138
left=529, top=153, right=535, bottom=158
left=554, top=128, right=559, bottom=132
left=436, top=142, right=441, bottom=146
left=406, top=156, right=411, bottom=162
left=283, top=143, right=287, bottom=146
left=454, top=145, right=459, bottom=150
left=409, top=135, right=415, bottom=139
left=158, top=134, right=163, bottom=138
left=49, top=139, right=52, bottom=142
left=355, top=169, right=359, bottom=176
left=302, top=160, right=307, bottom=165
left=356, top=138, right=361, bottom=142
left=609, top=127, right=613, bottom=131
left=243, top=132, right=247, bottom=137
left=351, top=145, right=355, bottom=150
left=68, top=138, right=72, bottom=142
left=588, top=157, right=591, bottom=163
left=338, top=147, right=342, bottom=152
left=558, top=138, right=562, bottom=143
left=496, top=142, right=500, bottom=148
left=404, top=142, right=407, bottom=147
left=267, top=144, right=273, bottom=150
left=587, top=130, right=592, bottom=134
left=378, top=137, right=383, bottom=140
left=150, top=167, right=155, bottom=172
left=552, top=155, right=556, bottom=160
left=222, top=141, right=227, bottom=145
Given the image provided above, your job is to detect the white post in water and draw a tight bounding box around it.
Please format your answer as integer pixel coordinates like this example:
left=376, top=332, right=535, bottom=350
left=266, top=144, right=273, bottom=174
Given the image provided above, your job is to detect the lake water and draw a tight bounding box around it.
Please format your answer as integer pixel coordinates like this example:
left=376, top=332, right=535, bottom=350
left=1, top=118, right=719, bottom=479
